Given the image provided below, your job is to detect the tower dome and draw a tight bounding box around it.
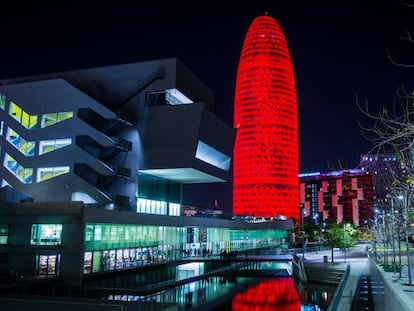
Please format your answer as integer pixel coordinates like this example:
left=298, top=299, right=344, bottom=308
left=233, top=14, right=299, bottom=221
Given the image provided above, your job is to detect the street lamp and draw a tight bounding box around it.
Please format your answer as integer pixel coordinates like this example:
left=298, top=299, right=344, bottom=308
left=374, top=208, right=380, bottom=260
left=343, top=222, right=347, bottom=264
left=343, top=223, right=351, bottom=264
left=301, top=207, right=305, bottom=233
left=313, top=214, right=318, bottom=226
left=391, top=198, right=397, bottom=274
left=301, top=207, right=306, bottom=258
left=403, top=190, right=412, bottom=285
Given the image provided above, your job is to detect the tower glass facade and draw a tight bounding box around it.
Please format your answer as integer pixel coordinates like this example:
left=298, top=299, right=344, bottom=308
left=233, top=14, right=299, bottom=221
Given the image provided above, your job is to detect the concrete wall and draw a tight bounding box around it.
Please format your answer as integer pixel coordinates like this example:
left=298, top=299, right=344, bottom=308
left=368, top=258, right=413, bottom=311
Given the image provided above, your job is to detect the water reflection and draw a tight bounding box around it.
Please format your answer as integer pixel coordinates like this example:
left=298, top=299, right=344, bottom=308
left=232, top=278, right=301, bottom=310
left=107, top=276, right=334, bottom=310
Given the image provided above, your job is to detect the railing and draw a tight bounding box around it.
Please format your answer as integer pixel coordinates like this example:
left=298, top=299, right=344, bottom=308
left=326, top=264, right=350, bottom=311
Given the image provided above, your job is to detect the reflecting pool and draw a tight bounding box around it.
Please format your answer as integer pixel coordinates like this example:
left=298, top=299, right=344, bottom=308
left=107, top=276, right=335, bottom=310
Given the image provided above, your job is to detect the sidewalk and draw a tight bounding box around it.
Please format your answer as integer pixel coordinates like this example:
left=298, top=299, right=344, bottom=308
left=302, top=245, right=414, bottom=311
left=300, top=246, right=369, bottom=311
left=371, top=258, right=414, bottom=311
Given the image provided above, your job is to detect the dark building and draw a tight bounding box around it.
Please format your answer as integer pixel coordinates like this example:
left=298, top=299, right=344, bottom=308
left=0, top=58, right=294, bottom=288
left=359, top=153, right=407, bottom=210
left=0, top=58, right=234, bottom=212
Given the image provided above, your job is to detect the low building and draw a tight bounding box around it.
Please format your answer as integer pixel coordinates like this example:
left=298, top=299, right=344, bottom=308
left=1, top=197, right=293, bottom=287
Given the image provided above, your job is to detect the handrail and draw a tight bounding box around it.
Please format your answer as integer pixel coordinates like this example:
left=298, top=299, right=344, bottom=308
left=327, top=264, right=351, bottom=311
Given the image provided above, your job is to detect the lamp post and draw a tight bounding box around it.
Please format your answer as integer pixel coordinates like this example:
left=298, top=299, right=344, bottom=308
left=374, top=208, right=380, bottom=260
left=404, top=190, right=412, bottom=285
left=394, top=195, right=404, bottom=279
left=343, top=222, right=347, bottom=264
left=391, top=198, right=397, bottom=274
left=301, top=207, right=306, bottom=258
left=313, top=214, right=318, bottom=226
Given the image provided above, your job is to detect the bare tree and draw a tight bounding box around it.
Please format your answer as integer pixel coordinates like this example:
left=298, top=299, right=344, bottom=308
left=357, top=86, right=414, bottom=172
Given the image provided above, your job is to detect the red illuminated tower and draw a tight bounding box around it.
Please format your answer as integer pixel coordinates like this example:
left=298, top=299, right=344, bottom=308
left=233, top=13, right=299, bottom=221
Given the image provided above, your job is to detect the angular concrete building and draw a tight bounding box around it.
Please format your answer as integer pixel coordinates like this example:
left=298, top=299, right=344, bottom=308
left=0, top=58, right=234, bottom=212
left=0, top=58, right=294, bottom=289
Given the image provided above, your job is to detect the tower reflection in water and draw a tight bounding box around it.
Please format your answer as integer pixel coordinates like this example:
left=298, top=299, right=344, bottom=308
left=232, top=277, right=301, bottom=310
left=232, top=277, right=332, bottom=311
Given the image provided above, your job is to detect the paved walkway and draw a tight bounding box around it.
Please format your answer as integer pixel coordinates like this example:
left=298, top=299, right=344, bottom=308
left=301, top=245, right=414, bottom=311
left=299, top=248, right=366, bottom=311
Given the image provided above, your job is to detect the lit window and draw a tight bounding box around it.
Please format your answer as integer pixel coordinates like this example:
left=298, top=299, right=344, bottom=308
left=3, top=153, right=33, bottom=184
left=39, top=138, right=72, bottom=155
left=31, top=224, right=62, bottom=245
left=41, top=111, right=73, bottom=128
left=1, top=179, right=11, bottom=187
left=37, top=166, right=70, bottom=182
left=6, top=127, right=36, bottom=156
left=195, top=140, right=231, bottom=171
left=0, top=93, right=5, bottom=110
left=137, top=198, right=170, bottom=215
left=0, top=225, right=9, bottom=244
left=9, top=101, right=37, bottom=129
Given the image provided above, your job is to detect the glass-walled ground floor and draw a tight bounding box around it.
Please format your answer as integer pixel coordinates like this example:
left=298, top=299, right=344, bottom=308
left=81, top=222, right=290, bottom=275
left=7, top=222, right=291, bottom=279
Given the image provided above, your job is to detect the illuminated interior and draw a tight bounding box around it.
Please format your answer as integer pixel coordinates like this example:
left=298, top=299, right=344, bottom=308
left=30, top=224, right=63, bottom=245
left=233, top=14, right=299, bottom=221
left=82, top=223, right=288, bottom=274
left=137, top=198, right=181, bottom=216
left=195, top=140, right=231, bottom=171
left=0, top=225, right=8, bottom=244
left=146, top=88, right=194, bottom=107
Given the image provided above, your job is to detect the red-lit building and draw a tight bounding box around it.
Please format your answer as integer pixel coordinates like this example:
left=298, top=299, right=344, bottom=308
left=299, top=169, right=374, bottom=226
left=233, top=13, right=299, bottom=221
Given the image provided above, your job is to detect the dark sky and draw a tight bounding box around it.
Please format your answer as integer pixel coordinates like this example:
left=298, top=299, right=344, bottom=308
left=1, top=1, right=413, bottom=211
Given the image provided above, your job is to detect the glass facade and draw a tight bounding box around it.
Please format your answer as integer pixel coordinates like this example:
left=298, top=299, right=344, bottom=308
left=82, top=223, right=289, bottom=275
left=138, top=173, right=181, bottom=203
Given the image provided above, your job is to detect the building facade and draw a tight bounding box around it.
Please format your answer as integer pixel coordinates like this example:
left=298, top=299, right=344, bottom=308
left=299, top=169, right=374, bottom=226
left=233, top=13, right=299, bottom=221
left=0, top=196, right=292, bottom=287
left=0, top=58, right=234, bottom=213
left=0, top=58, right=294, bottom=287
left=359, top=153, right=407, bottom=210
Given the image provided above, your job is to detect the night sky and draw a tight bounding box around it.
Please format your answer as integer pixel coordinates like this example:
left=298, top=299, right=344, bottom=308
left=1, top=1, right=413, bottom=211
